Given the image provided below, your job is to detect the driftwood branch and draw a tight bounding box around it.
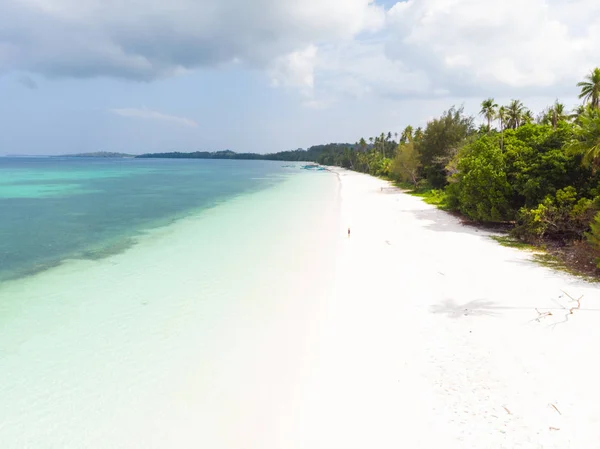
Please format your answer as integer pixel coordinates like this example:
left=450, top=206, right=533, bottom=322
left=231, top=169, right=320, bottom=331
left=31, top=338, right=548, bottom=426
left=533, top=308, right=553, bottom=322
left=550, top=291, right=584, bottom=328
left=561, top=290, right=583, bottom=315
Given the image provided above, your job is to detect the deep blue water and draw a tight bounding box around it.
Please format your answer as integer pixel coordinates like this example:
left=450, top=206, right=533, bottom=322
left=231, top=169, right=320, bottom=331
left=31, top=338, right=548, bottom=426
left=0, top=157, right=291, bottom=282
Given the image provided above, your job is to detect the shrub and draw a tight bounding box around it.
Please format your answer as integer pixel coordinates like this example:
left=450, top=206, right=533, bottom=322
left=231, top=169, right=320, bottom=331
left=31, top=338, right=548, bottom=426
left=514, top=187, right=599, bottom=242
left=586, top=211, right=600, bottom=268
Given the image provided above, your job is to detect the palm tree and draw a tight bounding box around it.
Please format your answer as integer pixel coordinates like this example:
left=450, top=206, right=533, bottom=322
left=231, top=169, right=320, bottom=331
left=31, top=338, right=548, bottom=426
left=414, top=127, right=424, bottom=141
left=359, top=137, right=367, bottom=152
left=521, top=109, right=534, bottom=125
left=497, top=106, right=507, bottom=150
left=571, top=104, right=586, bottom=121
left=401, top=125, right=414, bottom=144
left=479, top=98, right=498, bottom=133
left=577, top=67, right=600, bottom=109
left=497, top=106, right=507, bottom=130
left=567, top=108, right=600, bottom=170
left=506, top=99, right=525, bottom=129
left=386, top=132, right=392, bottom=157
left=550, top=101, right=567, bottom=128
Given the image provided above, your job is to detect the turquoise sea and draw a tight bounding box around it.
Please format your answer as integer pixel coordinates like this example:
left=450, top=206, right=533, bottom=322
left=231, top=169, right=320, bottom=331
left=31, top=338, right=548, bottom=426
left=0, top=157, right=340, bottom=448
left=0, top=158, right=295, bottom=282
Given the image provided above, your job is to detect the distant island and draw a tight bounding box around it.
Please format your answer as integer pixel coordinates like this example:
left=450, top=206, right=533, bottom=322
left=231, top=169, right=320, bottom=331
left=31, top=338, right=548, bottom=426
left=136, top=144, right=354, bottom=163
left=59, top=152, right=135, bottom=158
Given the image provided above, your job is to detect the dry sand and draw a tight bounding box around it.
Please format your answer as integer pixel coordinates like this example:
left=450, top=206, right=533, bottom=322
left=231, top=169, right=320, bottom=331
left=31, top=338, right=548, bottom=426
left=279, top=168, right=600, bottom=449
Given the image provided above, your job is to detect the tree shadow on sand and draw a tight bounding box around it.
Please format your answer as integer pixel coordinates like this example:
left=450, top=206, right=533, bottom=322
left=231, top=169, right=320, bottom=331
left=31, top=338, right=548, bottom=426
left=430, top=299, right=500, bottom=318
left=406, top=208, right=489, bottom=237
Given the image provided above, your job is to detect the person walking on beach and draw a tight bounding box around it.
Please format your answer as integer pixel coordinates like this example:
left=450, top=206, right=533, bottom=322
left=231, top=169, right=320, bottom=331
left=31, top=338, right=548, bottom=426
left=348, top=227, right=351, bottom=238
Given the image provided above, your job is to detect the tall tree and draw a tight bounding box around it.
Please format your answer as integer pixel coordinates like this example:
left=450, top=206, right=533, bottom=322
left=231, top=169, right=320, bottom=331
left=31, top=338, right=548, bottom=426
left=550, top=101, right=567, bottom=128
left=577, top=67, right=600, bottom=109
left=506, top=99, right=526, bottom=129
left=497, top=106, right=507, bottom=130
left=414, top=127, right=424, bottom=142
left=567, top=108, right=600, bottom=170
left=358, top=137, right=367, bottom=152
left=401, top=125, right=414, bottom=144
left=497, top=106, right=507, bottom=150
left=571, top=104, right=587, bottom=121
left=417, top=106, right=474, bottom=188
left=392, top=142, right=421, bottom=188
left=522, top=109, right=534, bottom=125
left=479, top=98, right=498, bottom=133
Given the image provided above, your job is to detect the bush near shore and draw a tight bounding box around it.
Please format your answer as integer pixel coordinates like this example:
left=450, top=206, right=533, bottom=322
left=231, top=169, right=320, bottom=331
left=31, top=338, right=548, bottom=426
left=315, top=68, right=600, bottom=278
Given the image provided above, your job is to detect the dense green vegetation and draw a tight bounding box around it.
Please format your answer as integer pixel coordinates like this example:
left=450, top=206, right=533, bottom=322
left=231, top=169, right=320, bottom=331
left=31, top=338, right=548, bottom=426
left=310, top=68, right=600, bottom=274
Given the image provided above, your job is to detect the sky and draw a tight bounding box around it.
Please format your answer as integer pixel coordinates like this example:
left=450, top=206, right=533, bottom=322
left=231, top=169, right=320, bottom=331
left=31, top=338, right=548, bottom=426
left=1, top=0, right=600, bottom=155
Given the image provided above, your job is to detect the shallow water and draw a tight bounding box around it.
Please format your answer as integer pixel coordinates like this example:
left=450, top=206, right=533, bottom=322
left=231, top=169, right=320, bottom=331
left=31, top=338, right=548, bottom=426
left=0, top=159, right=340, bottom=448
left=0, top=158, right=291, bottom=281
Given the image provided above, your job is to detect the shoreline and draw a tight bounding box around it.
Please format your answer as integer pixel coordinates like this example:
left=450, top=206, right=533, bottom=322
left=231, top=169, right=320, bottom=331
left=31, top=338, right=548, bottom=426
left=2, top=166, right=600, bottom=447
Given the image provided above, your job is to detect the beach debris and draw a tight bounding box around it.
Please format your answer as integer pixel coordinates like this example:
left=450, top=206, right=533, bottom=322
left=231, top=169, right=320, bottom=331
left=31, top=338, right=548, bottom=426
left=534, top=308, right=553, bottom=322
left=562, top=290, right=583, bottom=315
left=549, top=403, right=562, bottom=415
left=551, top=290, right=584, bottom=328
left=549, top=426, right=560, bottom=431
left=502, top=406, right=512, bottom=415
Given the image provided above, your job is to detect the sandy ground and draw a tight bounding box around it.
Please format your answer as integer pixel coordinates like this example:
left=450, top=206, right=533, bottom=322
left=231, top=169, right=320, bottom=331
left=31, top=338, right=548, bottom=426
left=279, top=169, right=600, bottom=449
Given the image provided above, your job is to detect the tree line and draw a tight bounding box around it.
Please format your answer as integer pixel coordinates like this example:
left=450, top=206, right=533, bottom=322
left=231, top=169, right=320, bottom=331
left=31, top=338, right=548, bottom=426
left=137, top=145, right=354, bottom=161
left=314, top=68, right=600, bottom=273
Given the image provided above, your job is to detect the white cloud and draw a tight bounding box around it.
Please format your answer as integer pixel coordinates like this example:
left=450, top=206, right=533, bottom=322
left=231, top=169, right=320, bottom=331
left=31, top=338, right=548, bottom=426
left=2, top=0, right=600, bottom=108
left=314, top=39, right=430, bottom=99
left=269, top=45, right=318, bottom=90
left=279, top=0, right=600, bottom=109
left=383, top=0, right=600, bottom=94
left=112, top=108, right=198, bottom=128
left=0, top=0, right=384, bottom=80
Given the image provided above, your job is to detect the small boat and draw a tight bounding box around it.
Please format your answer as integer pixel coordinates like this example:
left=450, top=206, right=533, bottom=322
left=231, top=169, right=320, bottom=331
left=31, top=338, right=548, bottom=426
left=301, top=164, right=323, bottom=170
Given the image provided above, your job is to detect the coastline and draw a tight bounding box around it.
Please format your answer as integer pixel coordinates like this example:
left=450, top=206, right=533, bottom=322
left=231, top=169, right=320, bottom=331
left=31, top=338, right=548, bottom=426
left=2, top=166, right=600, bottom=447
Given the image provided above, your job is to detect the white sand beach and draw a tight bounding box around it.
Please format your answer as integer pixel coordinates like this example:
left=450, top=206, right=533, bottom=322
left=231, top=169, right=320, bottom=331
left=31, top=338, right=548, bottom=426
left=284, top=168, right=600, bottom=449
left=2, top=168, right=600, bottom=448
